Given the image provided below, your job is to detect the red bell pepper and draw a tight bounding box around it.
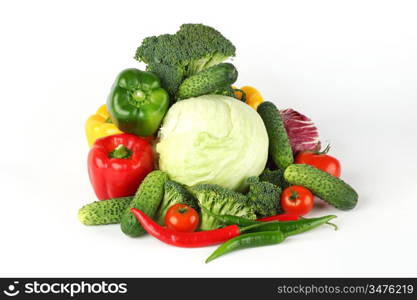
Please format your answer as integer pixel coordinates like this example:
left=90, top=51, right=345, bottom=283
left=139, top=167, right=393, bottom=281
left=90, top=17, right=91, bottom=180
left=88, top=133, right=154, bottom=200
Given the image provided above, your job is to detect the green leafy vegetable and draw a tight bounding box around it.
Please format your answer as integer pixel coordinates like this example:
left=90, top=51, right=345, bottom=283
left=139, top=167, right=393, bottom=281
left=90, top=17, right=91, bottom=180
left=156, top=95, right=269, bottom=192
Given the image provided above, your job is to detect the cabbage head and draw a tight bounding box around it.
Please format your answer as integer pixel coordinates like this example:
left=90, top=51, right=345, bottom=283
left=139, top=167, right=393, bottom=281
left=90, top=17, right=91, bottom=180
left=156, top=95, right=268, bottom=192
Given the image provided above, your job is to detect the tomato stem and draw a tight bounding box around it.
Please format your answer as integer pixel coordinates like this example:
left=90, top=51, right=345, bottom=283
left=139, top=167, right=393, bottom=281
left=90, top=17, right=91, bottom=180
left=178, top=207, right=188, bottom=214
left=314, top=144, right=331, bottom=155
left=289, top=189, right=299, bottom=201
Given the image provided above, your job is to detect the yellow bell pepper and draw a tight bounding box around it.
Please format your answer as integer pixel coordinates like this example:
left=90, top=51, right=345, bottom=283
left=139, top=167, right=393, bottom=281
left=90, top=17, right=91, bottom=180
left=85, top=104, right=123, bottom=147
left=233, top=86, right=264, bottom=110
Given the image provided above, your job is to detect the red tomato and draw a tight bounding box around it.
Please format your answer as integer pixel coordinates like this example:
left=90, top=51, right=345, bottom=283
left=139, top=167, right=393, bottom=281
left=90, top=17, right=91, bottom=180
left=165, top=204, right=199, bottom=232
left=295, top=146, right=341, bottom=177
left=280, top=185, right=314, bottom=216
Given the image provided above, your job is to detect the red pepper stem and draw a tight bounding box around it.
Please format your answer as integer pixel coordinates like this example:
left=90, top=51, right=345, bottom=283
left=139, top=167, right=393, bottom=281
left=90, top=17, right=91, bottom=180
left=109, top=144, right=132, bottom=159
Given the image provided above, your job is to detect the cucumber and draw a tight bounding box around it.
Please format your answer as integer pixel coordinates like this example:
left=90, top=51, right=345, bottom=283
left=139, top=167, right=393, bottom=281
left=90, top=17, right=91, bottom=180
left=177, top=63, right=238, bottom=99
left=78, top=197, right=133, bottom=226
left=284, top=164, right=358, bottom=210
left=212, top=86, right=236, bottom=98
left=120, top=170, right=169, bottom=237
left=257, top=101, right=294, bottom=170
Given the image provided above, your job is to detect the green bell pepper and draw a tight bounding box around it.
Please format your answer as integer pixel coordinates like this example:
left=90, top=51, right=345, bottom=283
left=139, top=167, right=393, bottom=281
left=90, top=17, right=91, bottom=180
left=107, top=68, right=170, bottom=137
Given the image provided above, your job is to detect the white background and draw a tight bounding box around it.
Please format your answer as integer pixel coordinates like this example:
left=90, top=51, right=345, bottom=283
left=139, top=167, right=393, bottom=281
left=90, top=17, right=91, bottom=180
left=0, top=0, right=416, bottom=277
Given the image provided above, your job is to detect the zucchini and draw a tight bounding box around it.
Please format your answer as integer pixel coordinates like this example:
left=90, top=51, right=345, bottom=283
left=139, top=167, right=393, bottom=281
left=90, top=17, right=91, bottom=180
left=284, top=164, right=358, bottom=210
left=78, top=197, right=133, bottom=226
left=257, top=102, right=294, bottom=170
left=120, top=170, right=169, bottom=237
left=177, top=63, right=238, bottom=99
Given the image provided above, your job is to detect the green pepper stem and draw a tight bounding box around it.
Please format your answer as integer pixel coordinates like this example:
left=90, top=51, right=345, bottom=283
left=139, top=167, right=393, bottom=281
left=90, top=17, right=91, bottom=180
left=109, top=144, right=132, bottom=159
left=132, top=90, right=146, bottom=101
left=326, top=221, right=338, bottom=231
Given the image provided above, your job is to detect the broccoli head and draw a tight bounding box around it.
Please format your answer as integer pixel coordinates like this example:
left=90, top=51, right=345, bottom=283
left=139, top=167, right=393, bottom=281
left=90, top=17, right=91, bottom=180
left=259, top=168, right=290, bottom=190
left=135, top=23, right=236, bottom=95
left=246, top=176, right=282, bottom=218
left=155, top=180, right=198, bottom=225
left=146, top=63, right=185, bottom=98
left=189, top=184, right=256, bottom=230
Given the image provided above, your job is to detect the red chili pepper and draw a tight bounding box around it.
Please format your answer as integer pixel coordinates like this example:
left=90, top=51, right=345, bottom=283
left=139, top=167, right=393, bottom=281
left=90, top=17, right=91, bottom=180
left=130, top=208, right=241, bottom=248
left=88, top=133, right=154, bottom=200
left=257, top=214, right=299, bottom=222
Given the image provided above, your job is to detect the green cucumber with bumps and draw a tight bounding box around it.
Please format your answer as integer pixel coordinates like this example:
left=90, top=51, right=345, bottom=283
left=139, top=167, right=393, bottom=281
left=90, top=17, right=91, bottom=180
left=212, top=86, right=236, bottom=98
left=120, top=170, right=169, bottom=237
left=284, top=164, right=358, bottom=210
left=257, top=101, right=294, bottom=170
left=177, top=63, right=238, bottom=99
left=78, top=197, right=133, bottom=225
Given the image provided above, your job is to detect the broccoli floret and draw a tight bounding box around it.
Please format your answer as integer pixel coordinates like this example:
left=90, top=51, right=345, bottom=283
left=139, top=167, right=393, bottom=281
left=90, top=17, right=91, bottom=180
left=189, top=184, right=256, bottom=230
left=135, top=23, right=236, bottom=95
left=246, top=177, right=282, bottom=217
left=259, top=168, right=290, bottom=190
left=175, top=24, right=236, bottom=74
left=155, top=180, right=198, bottom=225
left=146, top=63, right=185, bottom=97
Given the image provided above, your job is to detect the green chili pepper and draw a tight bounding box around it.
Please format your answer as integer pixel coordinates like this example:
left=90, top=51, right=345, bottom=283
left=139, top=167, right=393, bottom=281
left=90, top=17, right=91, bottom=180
left=207, top=209, right=336, bottom=237
left=205, top=215, right=338, bottom=262
left=246, top=215, right=337, bottom=237
left=107, top=68, right=170, bottom=137
left=205, top=231, right=285, bottom=263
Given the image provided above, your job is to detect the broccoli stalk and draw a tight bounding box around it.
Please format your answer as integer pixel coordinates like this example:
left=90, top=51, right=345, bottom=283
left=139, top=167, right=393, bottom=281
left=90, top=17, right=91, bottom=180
left=155, top=180, right=198, bottom=225
left=135, top=24, right=236, bottom=95
left=246, top=177, right=282, bottom=218
left=189, top=184, right=256, bottom=230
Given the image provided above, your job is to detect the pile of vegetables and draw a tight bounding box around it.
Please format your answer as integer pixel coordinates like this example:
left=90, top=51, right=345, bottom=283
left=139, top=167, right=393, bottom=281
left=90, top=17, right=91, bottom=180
left=80, top=24, right=358, bottom=262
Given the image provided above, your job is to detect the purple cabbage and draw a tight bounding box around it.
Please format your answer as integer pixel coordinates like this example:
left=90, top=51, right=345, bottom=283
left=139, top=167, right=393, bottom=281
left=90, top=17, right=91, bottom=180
left=280, top=108, right=320, bottom=155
